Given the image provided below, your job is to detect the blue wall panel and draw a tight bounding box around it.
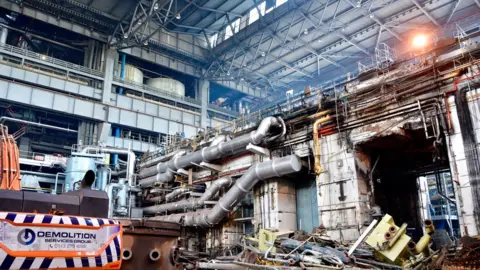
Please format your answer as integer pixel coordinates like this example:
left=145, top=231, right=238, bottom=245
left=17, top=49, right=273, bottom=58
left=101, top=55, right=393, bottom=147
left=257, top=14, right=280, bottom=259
left=296, top=177, right=319, bottom=233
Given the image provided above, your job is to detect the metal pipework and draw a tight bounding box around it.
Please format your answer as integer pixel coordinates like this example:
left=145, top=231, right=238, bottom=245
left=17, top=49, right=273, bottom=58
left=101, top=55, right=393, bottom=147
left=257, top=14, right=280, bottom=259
left=138, top=117, right=284, bottom=186
left=415, top=219, right=435, bottom=256
left=80, top=170, right=96, bottom=189
left=312, top=113, right=332, bottom=175
left=165, top=188, right=189, bottom=202
left=106, top=178, right=129, bottom=218
left=53, top=172, right=66, bottom=194
left=143, top=177, right=232, bottom=214
left=81, top=147, right=136, bottom=187
left=106, top=183, right=125, bottom=218
left=210, top=134, right=231, bottom=146
left=0, top=116, right=78, bottom=133
left=387, top=223, right=407, bottom=248
left=181, top=155, right=302, bottom=227
left=197, top=262, right=243, bottom=270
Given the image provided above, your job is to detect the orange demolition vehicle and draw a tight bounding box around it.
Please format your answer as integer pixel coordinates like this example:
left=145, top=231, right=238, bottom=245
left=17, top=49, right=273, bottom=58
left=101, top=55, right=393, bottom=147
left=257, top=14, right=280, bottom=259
left=0, top=124, right=21, bottom=191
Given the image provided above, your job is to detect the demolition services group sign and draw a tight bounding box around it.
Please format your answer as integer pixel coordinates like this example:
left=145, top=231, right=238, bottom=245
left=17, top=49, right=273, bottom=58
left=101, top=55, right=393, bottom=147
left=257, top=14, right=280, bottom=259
left=0, top=221, right=113, bottom=252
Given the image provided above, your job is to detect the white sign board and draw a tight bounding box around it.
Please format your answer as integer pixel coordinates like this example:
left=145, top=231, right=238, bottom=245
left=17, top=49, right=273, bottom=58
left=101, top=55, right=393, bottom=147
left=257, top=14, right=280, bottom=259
left=0, top=221, right=120, bottom=252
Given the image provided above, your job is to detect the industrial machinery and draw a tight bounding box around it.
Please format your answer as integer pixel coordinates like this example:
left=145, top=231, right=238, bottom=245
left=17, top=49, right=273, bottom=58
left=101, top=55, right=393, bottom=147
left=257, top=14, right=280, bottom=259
left=0, top=28, right=480, bottom=270
left=118, top=219, right=180, bottom=270
left=0, top=212, right=123, bottom=269
left=0, top=124, right=20, bottom=190
left=365, top=214, right=436, bottom=268
left=0, top=169, right=123, bottom=269
left=130, top=37, right=480, bottom=268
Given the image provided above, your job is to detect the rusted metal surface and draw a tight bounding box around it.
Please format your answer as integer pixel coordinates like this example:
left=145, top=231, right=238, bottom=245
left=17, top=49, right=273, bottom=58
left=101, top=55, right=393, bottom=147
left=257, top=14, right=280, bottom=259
left=117, top=219, right=181, bottom=270
left=442, top=237, right=480, bottom=270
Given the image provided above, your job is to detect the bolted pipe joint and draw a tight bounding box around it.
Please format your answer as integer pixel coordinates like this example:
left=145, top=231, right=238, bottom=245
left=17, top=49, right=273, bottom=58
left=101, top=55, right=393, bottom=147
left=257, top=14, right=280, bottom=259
left=149, top=249, right=161, bottom=261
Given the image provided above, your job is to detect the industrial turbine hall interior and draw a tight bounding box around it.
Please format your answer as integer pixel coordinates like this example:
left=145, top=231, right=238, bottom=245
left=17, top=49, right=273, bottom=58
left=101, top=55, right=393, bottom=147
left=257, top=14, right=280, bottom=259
left=1, top=0, right=480, bottom=269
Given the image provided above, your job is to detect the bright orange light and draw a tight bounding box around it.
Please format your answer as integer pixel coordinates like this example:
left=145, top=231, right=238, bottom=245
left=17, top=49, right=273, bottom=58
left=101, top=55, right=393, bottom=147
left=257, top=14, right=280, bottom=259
left=412, top=34, right=428, bottom=48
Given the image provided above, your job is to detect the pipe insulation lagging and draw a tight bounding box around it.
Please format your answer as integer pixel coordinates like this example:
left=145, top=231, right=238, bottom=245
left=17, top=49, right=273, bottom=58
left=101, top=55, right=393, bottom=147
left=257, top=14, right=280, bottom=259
left=178, top=155, right=302, bottom=227
left=138, top=117, right=283, bottom=185
left=165, top=187, right=189, bottom=202
left=143, top=177, right=233, bottom=214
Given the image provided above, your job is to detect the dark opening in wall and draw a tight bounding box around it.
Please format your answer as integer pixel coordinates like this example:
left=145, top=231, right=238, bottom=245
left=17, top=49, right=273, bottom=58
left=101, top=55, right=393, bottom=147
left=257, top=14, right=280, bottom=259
left=356, top=128, right=450, bottom=241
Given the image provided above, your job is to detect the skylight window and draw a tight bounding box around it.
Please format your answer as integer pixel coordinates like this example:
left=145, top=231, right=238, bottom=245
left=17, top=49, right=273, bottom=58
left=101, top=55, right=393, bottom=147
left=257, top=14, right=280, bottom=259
left=249, top=8, right=259, bottom=25
left=211, top=0, right=288, bottom=47
left=258, top=1, right=266, bottom=16
left=232, top=18, right=240, bottom=33
left=209, top=33, right=218, bottom=47
left=225, top=25, right=233, bottom=40
left=265, top=0, right=275, bottom=13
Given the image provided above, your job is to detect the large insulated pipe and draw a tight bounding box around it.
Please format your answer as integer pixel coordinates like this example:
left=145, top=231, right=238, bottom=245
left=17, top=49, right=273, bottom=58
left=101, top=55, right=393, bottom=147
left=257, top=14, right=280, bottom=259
left=165, top=187, right=190, bottom=202
left=138, top=117, right=283, bottom=186
left=106, top=182, right=126, bottom=218
left=0, top=27, right=8, bottom=44
left=80, top=170, right=96, bottom=189
left=82, top=147, right=135, bottom=187
left=153, top=155, right=302, bottom=227
left=143, top=177, right=232, bottom=214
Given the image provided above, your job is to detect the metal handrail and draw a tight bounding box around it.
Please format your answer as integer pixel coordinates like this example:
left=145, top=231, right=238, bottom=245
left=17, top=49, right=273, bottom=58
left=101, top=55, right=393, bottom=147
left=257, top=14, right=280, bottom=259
left=207, top=103, right=239, bottom=117
left=0, top=43, right=104, bottom=78
left=113, top=76, right=201, bottom=105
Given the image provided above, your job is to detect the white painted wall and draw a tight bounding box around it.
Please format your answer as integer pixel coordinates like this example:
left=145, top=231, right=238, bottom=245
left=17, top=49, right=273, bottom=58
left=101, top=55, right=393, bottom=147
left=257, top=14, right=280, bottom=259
left=316, top=117, right=417, bottom=242
left=254, top=178, right=297, bottom=232
left=446, top=89, right=480, bottom=236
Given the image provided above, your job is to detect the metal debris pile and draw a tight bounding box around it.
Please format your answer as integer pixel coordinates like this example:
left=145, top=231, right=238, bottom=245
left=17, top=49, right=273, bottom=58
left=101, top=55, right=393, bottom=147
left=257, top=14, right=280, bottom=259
left=187, top=215, right=480, bottom=269
left=191, top=227, right=394, bottom=270
left=431, top=236, right=480, bottom=270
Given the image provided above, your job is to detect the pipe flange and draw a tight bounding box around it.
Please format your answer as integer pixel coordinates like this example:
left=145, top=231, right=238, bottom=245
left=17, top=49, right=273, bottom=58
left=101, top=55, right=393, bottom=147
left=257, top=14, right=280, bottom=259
left=170, top=246, right=179, bottom=265
left=122, top=248, right=133, bottom=260
left=149, top=248, right=161, bottom=261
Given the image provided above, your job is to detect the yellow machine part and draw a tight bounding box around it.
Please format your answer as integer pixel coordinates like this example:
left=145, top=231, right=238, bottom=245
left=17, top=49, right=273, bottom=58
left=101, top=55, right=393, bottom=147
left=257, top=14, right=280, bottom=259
left=365, top=214, right=412, bottom=264
left=256, top=229, right=293, bottom=253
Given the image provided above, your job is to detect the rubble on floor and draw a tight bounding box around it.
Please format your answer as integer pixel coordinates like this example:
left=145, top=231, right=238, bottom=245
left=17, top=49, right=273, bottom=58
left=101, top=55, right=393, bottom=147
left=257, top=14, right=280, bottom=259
left=186, top=216, right=480, bottom=269
left=186, top=226, right=402, bottom=269
left=436, top=236, right=480, bottom=270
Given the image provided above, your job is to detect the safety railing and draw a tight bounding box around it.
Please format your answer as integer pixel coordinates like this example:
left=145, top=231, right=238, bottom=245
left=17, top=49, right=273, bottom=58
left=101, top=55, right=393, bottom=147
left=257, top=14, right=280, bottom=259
left=214, top=70, right=362, bottom=132
left=431, top=205, right=458, bottom=218
left=207, top=103, right=239, bottom=117
left=113, top=76, right=201, bottom=106
left=0, top=43, right=104, bottom=78
left=19, top=150, right=67, bottom=167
